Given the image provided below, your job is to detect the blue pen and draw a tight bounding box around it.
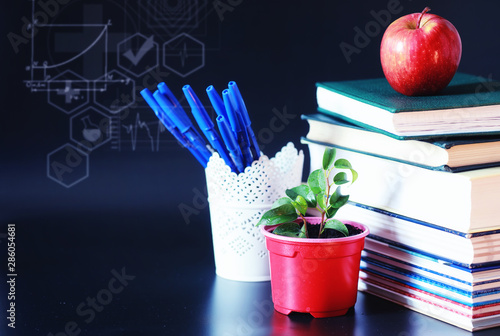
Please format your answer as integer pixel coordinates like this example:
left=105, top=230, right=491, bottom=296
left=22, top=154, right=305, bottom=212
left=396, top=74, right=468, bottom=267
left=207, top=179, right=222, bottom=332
left=206, top=85, right=229, bottom=121
left=228, top=81, right=261, bottom=160
left=182, top=85, right=238, bottom=173
left=140, top=88, right=208, bottom=167
left=152, top=90, right=213, bottom=164
left=216, top=115, right=245, bottom=173
left=222, top=89, right=254, bottom=167
left=155, top=82, right=213, bottom=154
left=157, top=82, right=205, bottom=142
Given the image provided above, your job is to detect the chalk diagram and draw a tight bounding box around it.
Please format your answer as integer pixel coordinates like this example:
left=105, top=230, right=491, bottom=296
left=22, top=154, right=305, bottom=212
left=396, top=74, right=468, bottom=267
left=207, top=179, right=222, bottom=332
left=24, top=12, right=111, bottom=93
left=22, top=0, right=211, bottom=187
left=21, top=1, right=130, bottom=188
left=163, top=33, right=205, bottom=78
left=121, top=112, right=167, bottom=152
left=69, top=107, right=112, bottom=152
left=117, top=33, right=159, bottom=77
left=139, top=0, right=207, bottom=77
left=47, top=144, right=89, bottom=188
left=94, top=70, right=136, bottom=114
left=47, top=70, right=89, bottom=114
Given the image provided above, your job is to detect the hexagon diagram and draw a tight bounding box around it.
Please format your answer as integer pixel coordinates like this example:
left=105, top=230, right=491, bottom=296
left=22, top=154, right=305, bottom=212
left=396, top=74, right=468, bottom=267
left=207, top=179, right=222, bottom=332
left=94, top=70, right=135, bottom=114
left=70, top=107, right=112, bottom=151
left=163, top=33, right=205, bottom=77
left=47, top=143, right=89, bottom=188
left=47, top=70, right=89, bottom=114
left=117, top=33, right=159, bottom=77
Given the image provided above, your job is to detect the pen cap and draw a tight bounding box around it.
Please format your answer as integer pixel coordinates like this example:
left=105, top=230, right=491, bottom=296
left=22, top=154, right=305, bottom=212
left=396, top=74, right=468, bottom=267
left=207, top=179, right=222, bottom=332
left=206, top=85, right=229, bottom=121
left=222, top=89, right=241, bottom=132
left=182, top=84, right=214, bottom=131
left=228, top=81, right=251, bottom=126
left=140, top=88, right=161, bottom=114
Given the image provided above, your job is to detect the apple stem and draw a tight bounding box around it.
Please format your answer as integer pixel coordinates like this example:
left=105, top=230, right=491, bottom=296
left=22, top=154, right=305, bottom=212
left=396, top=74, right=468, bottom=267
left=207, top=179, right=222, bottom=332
left=417, top=7, right=431, bottom=28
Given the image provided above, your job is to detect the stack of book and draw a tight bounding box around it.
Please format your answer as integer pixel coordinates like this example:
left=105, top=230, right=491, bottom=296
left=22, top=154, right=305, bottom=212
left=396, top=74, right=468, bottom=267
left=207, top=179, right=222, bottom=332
left=302, top=73, right=500, bottom=331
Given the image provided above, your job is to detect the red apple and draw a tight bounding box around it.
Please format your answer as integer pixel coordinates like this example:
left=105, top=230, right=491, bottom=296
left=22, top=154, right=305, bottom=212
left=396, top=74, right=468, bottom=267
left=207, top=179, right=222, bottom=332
left=380, top=7, right=462, bottom=96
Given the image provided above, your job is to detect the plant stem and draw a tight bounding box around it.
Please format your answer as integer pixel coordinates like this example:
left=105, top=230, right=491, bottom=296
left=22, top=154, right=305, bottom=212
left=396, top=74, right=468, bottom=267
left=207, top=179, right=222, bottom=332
left=299, top=214, right=309, bottom=238
left=319, top=212, right=325, bottom=238
left=319, top=168, right=331, bottom=237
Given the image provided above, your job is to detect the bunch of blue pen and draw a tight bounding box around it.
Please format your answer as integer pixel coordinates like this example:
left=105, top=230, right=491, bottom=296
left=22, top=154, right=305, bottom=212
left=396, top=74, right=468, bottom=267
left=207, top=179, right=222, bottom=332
left=140, top=81, right=260, bottom=174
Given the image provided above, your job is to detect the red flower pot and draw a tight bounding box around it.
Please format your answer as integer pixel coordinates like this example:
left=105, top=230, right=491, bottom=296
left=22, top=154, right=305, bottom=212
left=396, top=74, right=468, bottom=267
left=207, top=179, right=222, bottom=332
left=261, top=218, right=369, bottom=318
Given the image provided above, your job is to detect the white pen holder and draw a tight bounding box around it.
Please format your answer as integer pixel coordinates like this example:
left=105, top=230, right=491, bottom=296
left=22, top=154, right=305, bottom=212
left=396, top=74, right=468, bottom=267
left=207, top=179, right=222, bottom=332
left=205, top=142, right=304, bottom=282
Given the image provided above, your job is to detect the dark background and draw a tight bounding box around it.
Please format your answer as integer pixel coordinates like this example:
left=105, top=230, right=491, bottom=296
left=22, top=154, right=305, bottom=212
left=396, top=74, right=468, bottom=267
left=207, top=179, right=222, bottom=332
left=2, top=0, right=499, bottom=222
left=1, top=1, right=500, bottom=335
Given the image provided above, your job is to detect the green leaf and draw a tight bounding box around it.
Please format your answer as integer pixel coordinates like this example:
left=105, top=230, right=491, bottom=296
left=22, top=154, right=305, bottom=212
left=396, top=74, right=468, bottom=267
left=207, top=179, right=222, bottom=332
left=291, top=195, right=308, bottom=215
left=272, top=197, right=293, bottom=208
left=322, top=148, right=336, bottom=170
left=308, top=169, right=327, bottom=195
left=273, top=222, right=301, bottom=237
left=323, top=219, right=348, bottom=237
left=329, top=186, right=341, bottom=204
left=326, top=206, right=338, bottom=218
left=255, top=204, right=297, bottom=226
left=350, top=168, right=359, bottom=183
left=285, top=185, right=316, bottom=207
left=316, top=194, right=327, bottom=211
left=333, top=172, right=349, bottom=185
left=331, top=194, right=349, bottom=209
left=334, top=158, right=353, bottom=170
left=334, top=159, right=358, bottom=183
left=327, top=186, right=349, bottom=215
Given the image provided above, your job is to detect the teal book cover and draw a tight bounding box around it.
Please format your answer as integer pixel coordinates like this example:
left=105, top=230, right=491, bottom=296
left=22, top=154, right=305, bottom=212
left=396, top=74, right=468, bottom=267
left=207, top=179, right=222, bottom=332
left=316, top=73, right=500, bottom=113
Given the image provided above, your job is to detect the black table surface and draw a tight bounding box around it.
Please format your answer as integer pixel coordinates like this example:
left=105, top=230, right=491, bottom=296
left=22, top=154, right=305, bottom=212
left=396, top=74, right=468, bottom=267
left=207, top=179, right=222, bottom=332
left=2, top=206, right=500, bottom=336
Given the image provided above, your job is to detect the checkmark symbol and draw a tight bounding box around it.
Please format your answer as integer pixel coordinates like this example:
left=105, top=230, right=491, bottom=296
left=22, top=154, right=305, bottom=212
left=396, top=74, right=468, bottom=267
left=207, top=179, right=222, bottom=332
left=123, top=35, right=155, bottom=66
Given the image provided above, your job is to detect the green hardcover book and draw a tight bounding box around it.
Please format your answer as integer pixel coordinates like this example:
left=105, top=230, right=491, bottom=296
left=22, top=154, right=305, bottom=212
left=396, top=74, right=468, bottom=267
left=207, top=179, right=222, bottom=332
left=302, top=113, right=500, bottom=172
left=316, top=73, right=500, bottom=138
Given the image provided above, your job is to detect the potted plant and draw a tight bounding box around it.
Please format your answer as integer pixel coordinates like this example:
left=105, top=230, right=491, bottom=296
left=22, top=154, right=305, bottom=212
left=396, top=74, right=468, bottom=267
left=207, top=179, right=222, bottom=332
left=257, top=147, right=369, bottom=317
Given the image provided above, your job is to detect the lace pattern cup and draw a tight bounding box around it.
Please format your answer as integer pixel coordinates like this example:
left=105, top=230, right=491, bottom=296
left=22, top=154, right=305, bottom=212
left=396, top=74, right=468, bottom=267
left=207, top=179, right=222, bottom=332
left=205, top=142, right=304, bottom=281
